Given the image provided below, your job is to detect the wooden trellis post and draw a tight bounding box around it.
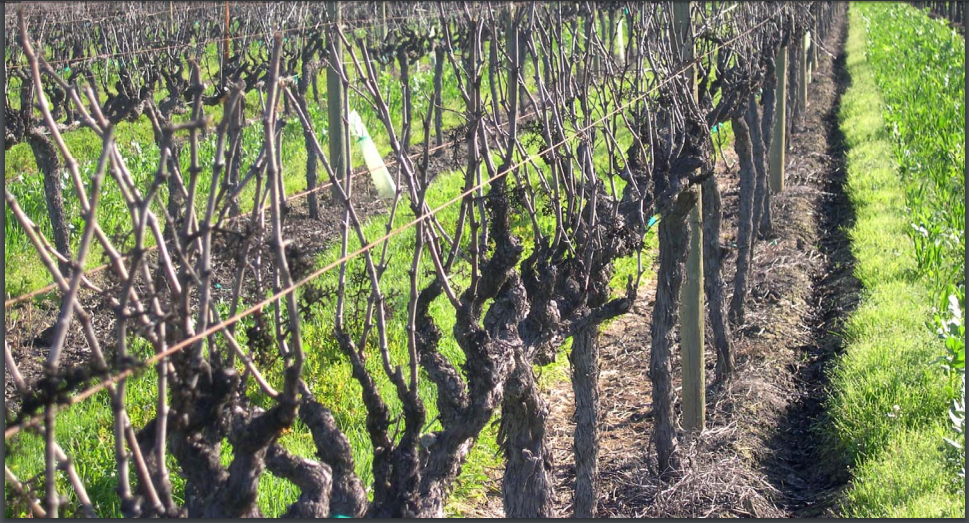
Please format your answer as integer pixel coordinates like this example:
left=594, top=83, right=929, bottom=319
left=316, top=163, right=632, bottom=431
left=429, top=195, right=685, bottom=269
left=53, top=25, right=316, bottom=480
left=818, top=8, right=826, bottom=48
left=797, top=31, right=811, bottom=108
left=327, top=2, right=349, bottom=198
left=224, top=2, right=230, bottom=60
left=506, top=4, right=518, bottom=114
left=769, top=44, right=787, bottom=194
left=672, top=0, right=705, bottom=434
left=810, top=14, right=819, bottom=74
left=381, top=3, right=388, bottom=73
left=220, top=1, right=230, bottom=89
left=806, top=30, right=813, bottom=84
left=592, top=10, right=602, bottom=75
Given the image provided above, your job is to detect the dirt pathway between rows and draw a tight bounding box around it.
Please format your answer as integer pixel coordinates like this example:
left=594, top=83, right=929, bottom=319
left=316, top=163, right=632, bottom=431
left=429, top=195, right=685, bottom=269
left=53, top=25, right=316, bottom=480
left=467, top=10, right=856, bottom=518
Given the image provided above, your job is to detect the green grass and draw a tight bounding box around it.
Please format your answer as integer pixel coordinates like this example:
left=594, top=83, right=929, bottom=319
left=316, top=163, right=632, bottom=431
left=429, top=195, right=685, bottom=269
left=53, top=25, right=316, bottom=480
left=820, top=5, right=965, bottom=517
left=861, top=2, right=965, bottom=297
left=842, top=428, right=965, bottom=518
left=826, top=282, right=950, bottom=458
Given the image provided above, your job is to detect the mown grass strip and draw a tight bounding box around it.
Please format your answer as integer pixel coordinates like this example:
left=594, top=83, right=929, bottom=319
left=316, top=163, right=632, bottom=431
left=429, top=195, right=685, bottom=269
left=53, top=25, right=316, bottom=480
left=822, top=5, right=965, bottom=517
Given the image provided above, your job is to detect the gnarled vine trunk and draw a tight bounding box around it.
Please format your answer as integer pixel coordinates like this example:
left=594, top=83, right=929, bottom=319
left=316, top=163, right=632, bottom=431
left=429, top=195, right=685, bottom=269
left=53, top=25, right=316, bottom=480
left=299, top=55, right=320, bottom=220
left=701, top=176, right=732, bottom=381
left=729, top=109, right=756, bottom=326
left=747, top=94, right=769, bottom=245
left=571, top=323, right=600, bottom=517
left=756, top=54, right=777, bottom=239
left=398, top=48, right=412, bottom=154
left=26, top=129, right=72, bottom=277
left=650, top=188, right=697, bottom=476
left=500, top=351, right=556, bottom=518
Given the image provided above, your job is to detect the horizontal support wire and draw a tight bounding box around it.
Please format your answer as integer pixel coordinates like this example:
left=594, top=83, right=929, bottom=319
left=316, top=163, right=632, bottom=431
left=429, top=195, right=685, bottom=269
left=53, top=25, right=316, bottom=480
left=3, top=5, right=781, bottom=441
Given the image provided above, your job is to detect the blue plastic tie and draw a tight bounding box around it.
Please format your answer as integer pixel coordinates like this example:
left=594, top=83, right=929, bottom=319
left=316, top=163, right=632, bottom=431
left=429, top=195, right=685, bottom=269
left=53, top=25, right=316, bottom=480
left=647, top=215, right=660, bottom=228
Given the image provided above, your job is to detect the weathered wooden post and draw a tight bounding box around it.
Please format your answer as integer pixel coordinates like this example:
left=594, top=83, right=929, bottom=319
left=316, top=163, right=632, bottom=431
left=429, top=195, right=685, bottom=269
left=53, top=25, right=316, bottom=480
left=818, top=6, right=826, bottom=46
left=223, top=2, right=230, bottom=60
left=379, top=4, right=387, bottom=73
left=673, top=0, right=705, bottom=434
left=805, top=32, right=811, bottom=86
left=799, top=31, right=809, bottom=107
left=221, top=1, right=230, bottom=89
left=327, top=2, right=350, bottom=198
left=592, top=10, right=602, bottom=75
left=810, top=29, right=822, bottom=78
left=769, top=43, right=788, bottom=194
left=630, top=6, right=641, bottom=68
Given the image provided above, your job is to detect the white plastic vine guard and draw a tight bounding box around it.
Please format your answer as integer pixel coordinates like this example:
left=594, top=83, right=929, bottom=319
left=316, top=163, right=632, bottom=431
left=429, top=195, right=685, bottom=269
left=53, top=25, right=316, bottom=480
left=348, top=110, right=397, bottom=200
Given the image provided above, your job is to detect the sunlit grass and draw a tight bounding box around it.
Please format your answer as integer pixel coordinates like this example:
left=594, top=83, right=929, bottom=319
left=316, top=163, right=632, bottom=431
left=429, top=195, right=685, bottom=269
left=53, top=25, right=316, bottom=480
left=823, top=6, right=965, bottom=517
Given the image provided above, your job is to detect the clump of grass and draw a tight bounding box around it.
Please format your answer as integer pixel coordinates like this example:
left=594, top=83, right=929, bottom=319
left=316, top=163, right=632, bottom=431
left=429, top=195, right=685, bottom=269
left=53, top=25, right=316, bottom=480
left=825, top=281, right=950, bottom=460
left=842, top=428, right=965, bottom=519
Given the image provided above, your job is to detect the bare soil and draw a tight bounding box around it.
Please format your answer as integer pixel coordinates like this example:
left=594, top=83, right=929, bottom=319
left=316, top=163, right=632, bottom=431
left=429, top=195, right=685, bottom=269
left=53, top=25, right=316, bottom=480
left=463, top=10, right=857, bottom=518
